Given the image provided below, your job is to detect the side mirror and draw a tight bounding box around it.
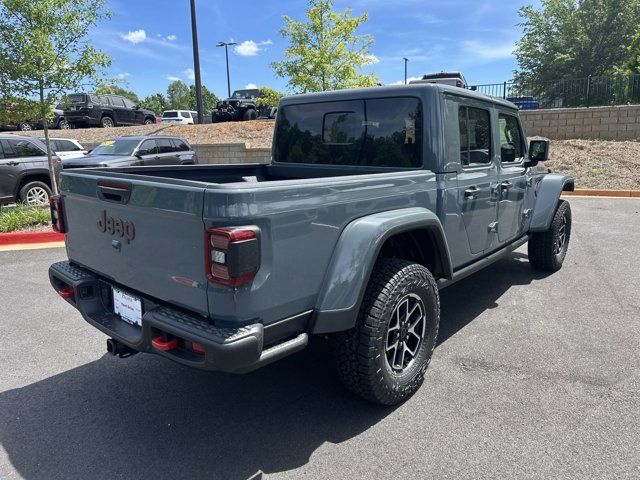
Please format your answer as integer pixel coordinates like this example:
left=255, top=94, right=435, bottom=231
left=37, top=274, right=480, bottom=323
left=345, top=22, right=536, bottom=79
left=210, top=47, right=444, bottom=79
left=134, top=150, right=145, bottom=158
left=526, top=138, right=550, bottom=167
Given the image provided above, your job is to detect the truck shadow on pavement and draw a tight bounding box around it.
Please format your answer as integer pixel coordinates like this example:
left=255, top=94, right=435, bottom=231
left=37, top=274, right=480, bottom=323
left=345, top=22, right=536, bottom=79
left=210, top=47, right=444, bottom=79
left=0, top=253, right=549, bottom=480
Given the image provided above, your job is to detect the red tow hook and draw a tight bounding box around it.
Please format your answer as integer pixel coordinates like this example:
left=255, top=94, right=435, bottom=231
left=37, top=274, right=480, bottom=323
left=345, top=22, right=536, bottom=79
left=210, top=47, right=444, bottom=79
left=152, top=336, right=178, bottom=351
left=58, top=286, right=75, bottom=299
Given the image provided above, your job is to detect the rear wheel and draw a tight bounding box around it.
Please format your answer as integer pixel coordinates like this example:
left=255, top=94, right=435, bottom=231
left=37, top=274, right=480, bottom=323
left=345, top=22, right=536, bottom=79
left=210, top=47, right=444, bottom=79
left=144, top=117, right=154, bottom=125
left=528, top=199, right=572, bottom=271
left=333, top=258, right=440, bottom=405
left=58, top=118, right=70, bottom=129
left=242, top=108, right=257, bottom=121
left=19, top=181, right=51, bottom=206
left=18, top=122, right=32, bottom=132
left=101, top=116, right=114, bottom=128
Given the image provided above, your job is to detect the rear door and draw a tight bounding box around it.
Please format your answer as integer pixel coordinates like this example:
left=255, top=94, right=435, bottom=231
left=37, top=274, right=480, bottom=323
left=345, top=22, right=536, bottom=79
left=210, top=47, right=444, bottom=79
left=61, top=172, right=210, bottom=315
left=107, top=96, right=131, bottom=125
left=171, top=138, right=196, bottom=164
left=124, top=97, right=144, bottom=124
left=155, top=138, right=180, bottom=165
left=456, top=103, right=499, bottom=254
left=496, top=111, right=527, bottom=243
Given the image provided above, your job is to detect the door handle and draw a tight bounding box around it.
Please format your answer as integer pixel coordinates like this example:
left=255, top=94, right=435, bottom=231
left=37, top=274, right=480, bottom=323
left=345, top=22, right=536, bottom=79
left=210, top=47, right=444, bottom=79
left=464, top=186, right=480, bottom=199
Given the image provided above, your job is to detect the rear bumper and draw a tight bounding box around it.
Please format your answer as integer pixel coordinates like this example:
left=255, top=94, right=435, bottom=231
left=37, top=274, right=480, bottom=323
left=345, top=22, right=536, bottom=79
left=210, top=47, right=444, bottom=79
left=49, top=261, right=309, bottom=373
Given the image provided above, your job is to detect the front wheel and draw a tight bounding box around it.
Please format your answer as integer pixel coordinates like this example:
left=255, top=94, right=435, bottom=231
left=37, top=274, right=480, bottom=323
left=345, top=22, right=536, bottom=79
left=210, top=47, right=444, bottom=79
left=18, top=122, right=32, bottom=132
left=242, top=108, right=257, bottom=121
left=58, top=118, right=70, bottom=129
left=144, top=118, right=154, bottom=125
left=333, top=258, right=440, bottom=405
left=528, top=199, right=572, bottom=271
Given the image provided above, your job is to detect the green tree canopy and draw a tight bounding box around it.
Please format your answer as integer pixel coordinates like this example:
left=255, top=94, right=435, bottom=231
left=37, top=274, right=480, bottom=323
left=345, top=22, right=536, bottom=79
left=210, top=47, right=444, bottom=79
left=618, top=26, right=640, bottom=75
left=95, top=85, right=139, bottom=103
left=0, top=0, right=111, bottom=194
left=166, top=80, right=190, bottom=110
left=515, top=0, right=640, bottom=86
left=188, top=84, right=218, bottom=113
left=140, top=93, right=168, bottom=116
left=254, top=86, right=283, bottom=109
left=272, top=0, right=378, bottom=93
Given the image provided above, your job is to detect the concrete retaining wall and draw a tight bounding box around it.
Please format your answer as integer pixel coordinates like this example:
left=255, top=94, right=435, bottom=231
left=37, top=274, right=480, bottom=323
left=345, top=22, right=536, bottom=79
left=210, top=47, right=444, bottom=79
left=520, top=105, right=640, bottom=140
left=193, top=143, right=271, bottom=164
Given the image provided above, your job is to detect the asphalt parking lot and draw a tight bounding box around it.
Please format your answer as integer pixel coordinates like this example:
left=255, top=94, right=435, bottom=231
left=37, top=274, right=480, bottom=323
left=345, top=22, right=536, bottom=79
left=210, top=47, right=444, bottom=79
left=1, top=197, right=639, bottom=480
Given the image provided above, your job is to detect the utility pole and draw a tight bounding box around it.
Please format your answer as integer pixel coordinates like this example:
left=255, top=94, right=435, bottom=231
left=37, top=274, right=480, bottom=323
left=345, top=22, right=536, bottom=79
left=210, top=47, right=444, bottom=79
left=217, top=41, right=237, bottom=98
left=403, top=57, right=409, bottom=85
left=189, top=0, right=203, bottom=123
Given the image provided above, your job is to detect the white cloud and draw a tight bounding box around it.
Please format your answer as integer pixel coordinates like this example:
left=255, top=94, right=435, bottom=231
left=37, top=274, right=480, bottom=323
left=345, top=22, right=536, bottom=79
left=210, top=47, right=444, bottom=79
left=121, top=29, right=147, bottom=44
left=115, top=72, right=131, bottom=80
left=184, top=68, right=195, bottom=81
left=166, top=75, right=181, bottom=81
left=461, top=40, right=514, bottom=61
left=166, top=34, right=177, bottom=41
left=244, top=83, right=258, bottom=89
left=390, top=76, right=422, bottom=85
left=234, top=39, right=273, bottom=56
left=365, top=54, right=379, bottom=64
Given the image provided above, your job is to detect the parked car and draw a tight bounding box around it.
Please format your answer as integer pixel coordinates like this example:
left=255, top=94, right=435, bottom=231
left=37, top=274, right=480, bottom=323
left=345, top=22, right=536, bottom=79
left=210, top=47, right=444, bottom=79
left=63, top=93, right=156, bottom=129
left=49, top=83, right=573, bottom=405
left=40, top=137, right=87, bottom=160
left=62, top=135, right=197, bottom=169
left=161, top=110, right=198, bottom=125
left=212, top=88, right=273, bottom=122
left=5, top=103, right=69, bottom=132
left=507, top=96, right=541, bottom=110
left=409, top=71, right=469, bottom=89
left=0, top=134, right=61, bottom=205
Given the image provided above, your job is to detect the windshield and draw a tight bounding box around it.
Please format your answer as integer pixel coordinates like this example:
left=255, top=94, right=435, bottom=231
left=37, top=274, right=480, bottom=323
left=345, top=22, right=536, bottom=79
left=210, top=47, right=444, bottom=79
left=231, top=89, right=259, bottom=99
left=90, top=138, right=140, bottom=156
left=163, top=111, right=178, bottom=118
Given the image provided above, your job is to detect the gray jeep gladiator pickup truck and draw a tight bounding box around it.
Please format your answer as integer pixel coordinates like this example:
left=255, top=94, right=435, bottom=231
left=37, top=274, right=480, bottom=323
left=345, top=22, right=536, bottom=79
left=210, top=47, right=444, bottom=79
left=49, top=84, right=574, bottom=405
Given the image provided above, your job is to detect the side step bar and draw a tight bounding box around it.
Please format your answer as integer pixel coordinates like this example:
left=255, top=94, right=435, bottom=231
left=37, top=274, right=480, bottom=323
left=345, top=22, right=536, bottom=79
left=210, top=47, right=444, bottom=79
left=234, top=333, right=309, bottom=373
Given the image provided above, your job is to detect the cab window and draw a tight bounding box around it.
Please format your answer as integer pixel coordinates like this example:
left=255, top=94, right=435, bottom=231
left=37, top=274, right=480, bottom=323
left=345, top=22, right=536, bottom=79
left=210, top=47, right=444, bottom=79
left=498, top=114, right=524, bottom=163
left=459, top=106, right=491, bottom=166
left=138, top=139, right=158, bottom=155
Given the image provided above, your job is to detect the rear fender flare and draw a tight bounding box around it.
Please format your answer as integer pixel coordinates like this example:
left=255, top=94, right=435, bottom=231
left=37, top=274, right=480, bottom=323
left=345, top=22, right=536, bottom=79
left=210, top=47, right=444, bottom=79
left=529, top=174, right=574, bottom=232
left=310, top=207, right=452, bottom=334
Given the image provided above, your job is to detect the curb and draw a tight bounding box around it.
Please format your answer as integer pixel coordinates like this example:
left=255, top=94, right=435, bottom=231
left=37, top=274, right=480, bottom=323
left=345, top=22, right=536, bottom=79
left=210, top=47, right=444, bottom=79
left=562, top=189, right=640, bottom=197
left=0, top=230, right=64, bottom=247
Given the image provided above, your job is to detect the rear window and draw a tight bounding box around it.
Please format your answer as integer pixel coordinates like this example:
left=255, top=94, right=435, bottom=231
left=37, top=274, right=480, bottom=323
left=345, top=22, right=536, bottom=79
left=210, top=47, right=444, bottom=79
left=163, top=111, right=178, bottom=118
left=274, top=97, right=422, bottom=168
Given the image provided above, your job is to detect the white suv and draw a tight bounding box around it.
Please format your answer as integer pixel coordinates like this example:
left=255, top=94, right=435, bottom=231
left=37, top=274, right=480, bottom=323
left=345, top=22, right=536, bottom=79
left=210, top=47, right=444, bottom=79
left=161, top=110, right=198, bottom=125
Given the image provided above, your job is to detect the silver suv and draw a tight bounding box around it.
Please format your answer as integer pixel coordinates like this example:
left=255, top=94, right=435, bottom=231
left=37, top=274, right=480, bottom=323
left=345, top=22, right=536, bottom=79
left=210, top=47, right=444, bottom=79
left=0, top=134, right=61, bottom=206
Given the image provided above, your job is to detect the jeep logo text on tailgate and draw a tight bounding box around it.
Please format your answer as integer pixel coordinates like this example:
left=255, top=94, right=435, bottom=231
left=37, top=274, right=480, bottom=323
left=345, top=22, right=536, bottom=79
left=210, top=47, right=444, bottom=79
left=98, top=210, right=136, bottom=244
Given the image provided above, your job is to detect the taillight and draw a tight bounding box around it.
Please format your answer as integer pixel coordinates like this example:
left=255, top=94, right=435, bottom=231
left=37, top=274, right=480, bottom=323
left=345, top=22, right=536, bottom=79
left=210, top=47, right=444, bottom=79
left=205, top=227, right=260, bottom=286
left=49, top=195, right=66, bottom=233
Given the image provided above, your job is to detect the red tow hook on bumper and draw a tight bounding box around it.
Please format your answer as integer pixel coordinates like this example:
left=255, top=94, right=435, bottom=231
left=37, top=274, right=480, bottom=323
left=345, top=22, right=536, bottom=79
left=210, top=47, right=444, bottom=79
left=152, top=336, right=178, bottom=351
left=58, top=286, right=75, bottom=299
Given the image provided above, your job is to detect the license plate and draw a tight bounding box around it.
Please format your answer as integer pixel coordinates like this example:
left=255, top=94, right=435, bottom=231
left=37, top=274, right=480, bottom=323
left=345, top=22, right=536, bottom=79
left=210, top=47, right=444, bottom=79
left=112, top=287, right=142, bottom=326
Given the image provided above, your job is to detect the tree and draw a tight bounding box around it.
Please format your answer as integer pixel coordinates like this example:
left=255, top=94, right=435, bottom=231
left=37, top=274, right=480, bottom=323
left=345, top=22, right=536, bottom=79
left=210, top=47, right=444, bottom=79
left=254, top=86, right=283, bottom=110
left=271, top=0, right=378, bottom=93
left=166, top=80, right=190, bottom=110
left=0, top=0, right=111, bottom=195
left=95, top=85, right=139, bottom=103
left=618, top=26, right=640, bottom=75
left=140, top=93, right=168, bottom=116
left=515, top=0, right=640, bottom=86
left=188, top=84, right=218, bottom=113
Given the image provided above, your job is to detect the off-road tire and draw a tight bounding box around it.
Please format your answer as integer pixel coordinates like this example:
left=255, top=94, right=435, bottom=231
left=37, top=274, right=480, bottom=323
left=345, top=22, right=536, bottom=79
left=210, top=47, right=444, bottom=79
left=144, top=117, right=154, bottom=125
left=57, top=118, right=70, bottom=129
left=528, top=199, right=572, bottom=271
left=18, top=122, right=32, bottom=131
left=333, top=258, right=440, bottom=405
left=101, top=116, right=114, bottom=128
left=242, top=108, right=257, bottom=121
left=19, top=181, right=51, bottom=206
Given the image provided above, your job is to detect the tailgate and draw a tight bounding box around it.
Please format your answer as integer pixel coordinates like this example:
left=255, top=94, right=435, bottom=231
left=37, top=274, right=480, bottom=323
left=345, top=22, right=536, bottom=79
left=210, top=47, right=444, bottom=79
left=61, top=172, right=209, bottom=316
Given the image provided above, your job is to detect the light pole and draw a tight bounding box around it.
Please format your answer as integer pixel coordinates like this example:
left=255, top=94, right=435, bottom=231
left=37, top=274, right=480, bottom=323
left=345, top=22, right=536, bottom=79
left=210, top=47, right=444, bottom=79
left=217, top=41, right=237, bottom=98
left=189, top=0, right=203, bottom=123
left=403, top=57, right=409, bottom=85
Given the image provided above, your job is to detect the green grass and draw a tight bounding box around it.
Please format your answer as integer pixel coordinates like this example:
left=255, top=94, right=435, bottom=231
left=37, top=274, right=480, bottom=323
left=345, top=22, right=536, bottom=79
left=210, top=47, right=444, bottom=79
left=0, top=205, right=51, bottom=233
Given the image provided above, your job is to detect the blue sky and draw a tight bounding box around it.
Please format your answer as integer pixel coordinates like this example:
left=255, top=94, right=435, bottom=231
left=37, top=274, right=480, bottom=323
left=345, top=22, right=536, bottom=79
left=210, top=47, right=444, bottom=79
left=92, top=0, right=541, bottom=99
